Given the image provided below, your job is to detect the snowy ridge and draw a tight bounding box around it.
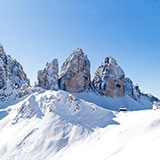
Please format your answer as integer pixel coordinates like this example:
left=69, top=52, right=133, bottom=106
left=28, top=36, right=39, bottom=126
left=0, top=90, right=116, bottom=160
left=0, top=90, right=160, bottom=160
left=7, top=90, right=115, bottom=129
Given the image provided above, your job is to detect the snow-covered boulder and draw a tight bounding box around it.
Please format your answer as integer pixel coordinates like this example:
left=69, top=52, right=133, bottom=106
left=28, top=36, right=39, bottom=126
left=37, top=59, right=59, bottom=90
left=59, top=48, right=91, bottom=93
left=0, top=44, right=30, bottom=106
left=92, top=56, right=125, bottom=97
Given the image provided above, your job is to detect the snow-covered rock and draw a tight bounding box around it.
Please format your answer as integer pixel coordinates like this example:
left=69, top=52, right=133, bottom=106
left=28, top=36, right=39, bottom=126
left=124, top=78, right=140, bottom=100
left=37, top=59, right=59, bottom=90
left=92, top=56, right=125, bottom=97
left=0, top=44, right=30, bottom=107
left=142, top=93, right=159, bottom=103
left=124, top=78, right=134, bottom=97
left=18, top=83, right=44, bottom=99
left=59, top=48, right=91, bottom=93
left=124, top=78, right=159, bottom=102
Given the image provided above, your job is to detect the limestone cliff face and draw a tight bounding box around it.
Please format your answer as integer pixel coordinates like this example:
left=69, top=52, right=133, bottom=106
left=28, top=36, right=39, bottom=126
left=37, top=59, right=59, bottom=90
left=59, top=48, right=91, bottom=93
left=0, top=44, right=29, bottom=105
left=92, top=57, right=125, bottom=97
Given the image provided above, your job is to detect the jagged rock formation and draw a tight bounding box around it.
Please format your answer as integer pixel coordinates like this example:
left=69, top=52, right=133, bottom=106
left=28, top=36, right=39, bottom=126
left=92, top=56, right=125, bottom=97
left=37, top=59, right=59, bottom=90
left=124, top=78, right=141, bottom=100
left=59, top=48, right=91, bottom=93
left=124, top=78, right=159, bottom=102
left=0, top=44, right=30, bottom=105
left=0, top=43, right=158, bottom=111
left=142, top=93, right=159, bottom=102
left=124, top=78, right=134, bottom=98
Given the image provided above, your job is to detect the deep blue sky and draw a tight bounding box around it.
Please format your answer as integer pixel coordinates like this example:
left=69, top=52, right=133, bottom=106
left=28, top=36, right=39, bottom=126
left=0, top=0, right=160, bottom=97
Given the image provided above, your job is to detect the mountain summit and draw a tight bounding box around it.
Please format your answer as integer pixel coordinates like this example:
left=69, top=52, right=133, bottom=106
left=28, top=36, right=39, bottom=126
left=93, top=56, right=125, bottom=97
left=0, top=44, right=29, bottom=107
left=59, top=48, right=91, bottom=93
left=37, top=59, right=59, bottom=90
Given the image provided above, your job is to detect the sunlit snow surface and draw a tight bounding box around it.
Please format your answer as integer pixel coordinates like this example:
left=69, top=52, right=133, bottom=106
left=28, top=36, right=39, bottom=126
left=0, top=90, right=159, bottom=160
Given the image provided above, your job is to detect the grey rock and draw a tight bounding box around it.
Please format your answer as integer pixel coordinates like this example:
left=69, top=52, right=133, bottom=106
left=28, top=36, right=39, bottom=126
left=142, top=93, right=159, bottom=102
left=124, top=78, right=141, bottom=100
left=59, top=48, right=91, bottom=93
left=0, top=44, right=30, bottom=105
left=0, top=44, right=5, bottom=54
left=19, top=83, right=43, bottom=98
left=124, top=78, right=134, bottom=97
left=37, top=59, right=59, bottom=90
left=92, top=56, right=125, bottom=97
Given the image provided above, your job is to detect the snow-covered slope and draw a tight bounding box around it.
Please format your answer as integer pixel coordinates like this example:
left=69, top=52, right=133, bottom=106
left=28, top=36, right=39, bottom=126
left=0, top=90, right=160, bottom=160
left=0, top=90, right=115, bottom=160
left=58, top=109, right=160, bottom=160
left=73, top=91, right=153, bottom=111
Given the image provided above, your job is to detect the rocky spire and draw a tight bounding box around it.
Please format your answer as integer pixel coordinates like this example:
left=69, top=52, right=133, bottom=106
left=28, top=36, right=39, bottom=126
left=0, top=44, right=5, bottom=54
left=92, top=56, right=125, bottom=97
left=59, top=48, right=91, bottom=93
left=0, top=44, right=30, bottom=105
left=37, top=59, right=59, bottom=90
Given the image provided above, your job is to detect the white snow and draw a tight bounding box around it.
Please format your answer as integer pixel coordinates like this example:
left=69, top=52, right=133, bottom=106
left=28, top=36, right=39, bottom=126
left=57, top=109, right=160, bottom=160
left=0, top=90, right=160, bottom=160
left=73, top=91, right=152, bottom=111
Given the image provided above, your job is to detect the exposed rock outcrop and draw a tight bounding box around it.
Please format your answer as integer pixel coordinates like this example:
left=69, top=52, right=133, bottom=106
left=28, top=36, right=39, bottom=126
left=59, top=48, right=91, bottom=93
left=0, top=44, right=30, bottom=105
left=124, top=78, right=159, bottom=102
left=92, top=56, right=125, bottom=97
left=37, top=59, right=59, bottom=90
left=124, top=78, right=141, bottom=100
left=142, top=93, right=159, bottom=102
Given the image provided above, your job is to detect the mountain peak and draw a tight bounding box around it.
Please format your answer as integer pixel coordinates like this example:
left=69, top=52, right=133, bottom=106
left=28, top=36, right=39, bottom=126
left=73, top=48, right=83, bottom=55
left=37, top=58, right=59, bottom=90
left=104, top=56, right=117, bottom=65
left=0, top=45, right=29, bottom=106
left=0, top=43, right=5, bottom=54
left=93, top=56, right=125, bottom=97
left=59, top=48, right=91, bottom=93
